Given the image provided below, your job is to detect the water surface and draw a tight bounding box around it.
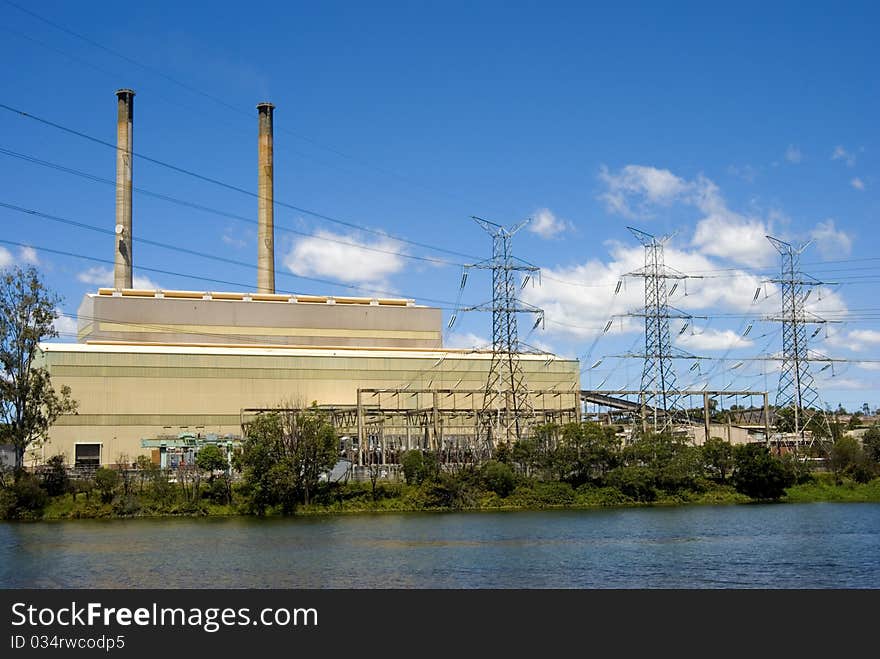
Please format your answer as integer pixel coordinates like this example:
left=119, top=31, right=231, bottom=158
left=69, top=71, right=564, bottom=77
left=1, top=503, right=878, bottom=588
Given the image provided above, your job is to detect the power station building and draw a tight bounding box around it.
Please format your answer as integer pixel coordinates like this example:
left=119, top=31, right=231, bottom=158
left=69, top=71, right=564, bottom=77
left=34, top=90, right=581, bottom=467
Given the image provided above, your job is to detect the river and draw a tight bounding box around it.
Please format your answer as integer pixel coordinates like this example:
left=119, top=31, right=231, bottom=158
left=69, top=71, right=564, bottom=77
left=1, top=503, right=878, bottom=588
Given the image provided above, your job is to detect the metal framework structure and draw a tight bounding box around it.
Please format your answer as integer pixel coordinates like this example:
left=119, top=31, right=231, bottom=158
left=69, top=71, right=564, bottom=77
left=620, top=227, right=698, bottom=432
left=241, top=388, right=580, bottom=467
left=462, top=216, right=544, bottom=450
left=765, top=235, right=833, bottom=451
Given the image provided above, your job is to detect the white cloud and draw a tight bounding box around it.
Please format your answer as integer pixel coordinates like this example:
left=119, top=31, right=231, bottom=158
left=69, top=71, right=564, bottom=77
left=598, top=164, right=779, bottom=267
left=522, top=240, right=777, bottom=342
left=849, top=330, right=880, bottom=345
left=810, top=219, right=852, bottom=259
left=52, top=312, right=78, bottom=338
left=785, top=145, right=802, bottom=164
left=831, top=145, right=856, bottom=167
left=851, top=177, right=865, bottom=191
left=19, top=246, right=39, bottom=265
left=76, top=266, right=160, bottom=290
left=77, top=267, right=113, bottom=286
left=528, top=208, right=571, bottom=239
left=222, top=233, right=247, bottom=248
left=284, top=230, right=406, bottom=287
left=727, top=164, right=758, bottom=183
left=445, top=332, right=489, bottom=350
left=598, top=165, right=689, bottom=217
left=691, top=215, right=777, bottom=267
left=816, top=377, right=874, bottom=391
left=676, top=328, right=754, bottom=351
left=0, top=246, right=40, bottom=268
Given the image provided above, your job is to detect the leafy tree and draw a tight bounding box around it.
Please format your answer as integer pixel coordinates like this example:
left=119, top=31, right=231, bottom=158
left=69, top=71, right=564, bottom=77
left=93, top=467, right=119, bottom=503
left=480, top=460, right=515, bottom=497
left=702, top=437, right=735, bottom=483
left=239, top=405, right=337, bottom=513
left=732, top=444, right=794, bottom=500
left=41, top=454, right=70, bottom=497
left=861, top=425, right=880, bottom=463
left=606, top=465, right=656, bottom=501
left=0, top=472, right=48, bottom=519
left=196, top=444, right=227, bottom=479
left=829, top=436, right=875, bottom=483
left=0, top=266, right=78, bottom=471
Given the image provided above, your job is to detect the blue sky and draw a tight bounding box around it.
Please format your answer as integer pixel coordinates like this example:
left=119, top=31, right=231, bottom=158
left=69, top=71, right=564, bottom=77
left=1, top=0, right=878, bottom=410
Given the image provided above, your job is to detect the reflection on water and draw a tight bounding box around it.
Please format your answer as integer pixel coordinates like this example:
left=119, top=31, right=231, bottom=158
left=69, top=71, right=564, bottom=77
left=1, top=504, right=878, bottom=588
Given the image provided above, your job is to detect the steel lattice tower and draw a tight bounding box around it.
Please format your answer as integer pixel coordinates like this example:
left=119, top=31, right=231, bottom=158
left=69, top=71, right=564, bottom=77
left=766, top=235, right=832, bottom=451
left=463, top=216, right=543, bottom=450
left=624, top=227, right=694, bottom=433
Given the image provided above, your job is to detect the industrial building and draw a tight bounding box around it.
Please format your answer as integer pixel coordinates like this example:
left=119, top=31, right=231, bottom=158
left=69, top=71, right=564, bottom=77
left=33, top=89, right=581, bottom=468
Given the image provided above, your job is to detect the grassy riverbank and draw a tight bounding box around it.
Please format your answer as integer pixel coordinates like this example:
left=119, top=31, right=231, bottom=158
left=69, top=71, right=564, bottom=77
left=21, top=474, right=880, bottom=520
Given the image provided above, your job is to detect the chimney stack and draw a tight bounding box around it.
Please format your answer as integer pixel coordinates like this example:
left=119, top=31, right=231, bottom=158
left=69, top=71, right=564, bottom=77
left=257, top=102, right=275, bottom=294
left=114, top=88, right=135, bottom=289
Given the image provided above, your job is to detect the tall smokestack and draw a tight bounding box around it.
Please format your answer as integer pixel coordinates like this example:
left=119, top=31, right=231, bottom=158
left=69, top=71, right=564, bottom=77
left=114, top=88, right=135, bottom=289
left=257, top=102, right=275, bottom=294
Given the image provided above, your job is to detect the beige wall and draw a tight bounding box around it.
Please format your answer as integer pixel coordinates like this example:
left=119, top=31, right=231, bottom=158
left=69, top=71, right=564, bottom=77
left=77, top=292, right=443, bottom=349
left=38, top=344, right=580, bottom=465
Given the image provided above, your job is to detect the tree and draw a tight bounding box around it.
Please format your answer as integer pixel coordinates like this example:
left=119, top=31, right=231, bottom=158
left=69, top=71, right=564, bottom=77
left=861, top=425, right=880, bottom=464
left=93, top=467, right=119, bottom=503
left=0, top=266, right=78, bottom=471
left=702, top=437, right=735, bottom=483
left=239, top=405, right=337, bottom=514
left=480, top=460, right=515, bottom=497
left=196, top=444, right=227, bottom=480
left=732, top=444, right=794, bottom=500
left=40, top=454, right=70, bottom=497
left=829, top=436, right=875, bottom=483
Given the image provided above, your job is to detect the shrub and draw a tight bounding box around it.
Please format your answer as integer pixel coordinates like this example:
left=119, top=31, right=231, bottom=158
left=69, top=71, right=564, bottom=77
left=732, top=444, right=794, bottom=500
left=41, top=454, right=70, bottom=497
left=0, top=473, right=49, bottom=520
left=480, top=460, right=516, bottom=497
left=606, top=466, right=657, bottom=502
left=93, top=467, right=120, bottom=503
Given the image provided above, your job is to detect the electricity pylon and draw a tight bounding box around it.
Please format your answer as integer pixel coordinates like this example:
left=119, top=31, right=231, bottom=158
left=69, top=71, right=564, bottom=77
left=461, top=216, right=544, bottom=451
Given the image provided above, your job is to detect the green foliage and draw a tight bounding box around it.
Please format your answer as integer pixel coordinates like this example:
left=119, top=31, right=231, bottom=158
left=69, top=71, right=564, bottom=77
left=862, top=426, right=880, bottom=463
left=0, top=472, right=49, bottom=519
left=702, top=437, right=735, bottom=483
left=238, top=406, right=338, bottom=514
left=195, top=444, right=227, bottom=476
left=40, top=454, right=70, bottom=497
left=606, top=465, right=657, bottom=502
left=0, top=266, right=78, bottom=470
left=480, top=460, right=516, bottom=497
left=732, top=444, right=794, bottom=500
left=829, top=436, right=875, bottom=483
left=93, top=467, right=119, bottom=503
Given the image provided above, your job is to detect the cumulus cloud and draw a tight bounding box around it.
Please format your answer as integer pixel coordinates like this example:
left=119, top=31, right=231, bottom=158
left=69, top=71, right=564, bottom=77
left=851, top=177, right=865, bottom=191
left=445, top=332, right=490, bottom=350
left=0, top=246, right=40, bottom=268
left=221, top=233, right=247, bottom=248
left=676, top=328, right=754, bottom=351
left=598, top=165, right=689, bottom=217
left=785, top=145, right=802, bottom=164
left=528, top=209, right=571, bottom=239
left=19, top=246, right=39, bottom=265
left=52, top=312, right=78, bottom=338
left=522, top=240, right=777, bottom=341
left=76, top=266, right=160, bottom=290
left=831, top=145, right=856, bottom=167
left=284, top=230, right=406, bottom=287
left=598, top=164, right=778, bottom=267
left=810, top=219, right=852, bottom=259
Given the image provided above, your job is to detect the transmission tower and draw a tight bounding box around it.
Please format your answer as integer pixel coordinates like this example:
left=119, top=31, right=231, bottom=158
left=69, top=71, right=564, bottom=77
left=765, top=235, right=833, bottom=452
left=622, top=227, right=697, bottom=433
left=460, top=216, right=544, bottom=451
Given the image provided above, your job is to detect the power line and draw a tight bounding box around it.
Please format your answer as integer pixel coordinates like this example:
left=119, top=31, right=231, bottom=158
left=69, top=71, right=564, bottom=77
left=1, top=0, right=486, bottom=214
left=0, top=237, right=465, bottom=309
left=0, top=102, right=481, bottom=262
left=0, top=147, right=462, bottom=269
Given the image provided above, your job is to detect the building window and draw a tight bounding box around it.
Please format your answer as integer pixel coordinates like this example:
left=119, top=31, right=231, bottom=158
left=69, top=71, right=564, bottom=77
left=75, top=443, right=101, bottom=467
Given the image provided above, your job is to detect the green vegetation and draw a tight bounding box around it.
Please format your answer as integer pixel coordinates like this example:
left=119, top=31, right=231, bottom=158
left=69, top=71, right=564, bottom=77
left=4, top=420, right=880, bottom=521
